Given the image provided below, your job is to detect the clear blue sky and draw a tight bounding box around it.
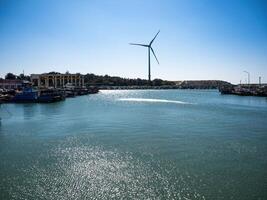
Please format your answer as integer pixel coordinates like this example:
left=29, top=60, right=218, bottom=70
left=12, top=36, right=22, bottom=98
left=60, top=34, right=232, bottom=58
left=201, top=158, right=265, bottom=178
left=0, top=0, right=266, bottom=83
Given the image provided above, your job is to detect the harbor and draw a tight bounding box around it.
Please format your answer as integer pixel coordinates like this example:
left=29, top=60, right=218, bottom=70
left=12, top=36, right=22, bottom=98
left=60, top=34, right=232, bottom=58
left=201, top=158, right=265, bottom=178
left=1, top=0, right=267, bottom=199
left=1, top=74, right=267, bottom=104
left=0, top=87, right=99, bottom=103
left=0, top=73, right=99, bottom=103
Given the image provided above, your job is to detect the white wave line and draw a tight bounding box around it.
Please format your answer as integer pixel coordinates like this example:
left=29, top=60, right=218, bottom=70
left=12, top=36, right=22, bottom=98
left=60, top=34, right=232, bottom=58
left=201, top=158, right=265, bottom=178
left=118, top=98, right=194, bottom=104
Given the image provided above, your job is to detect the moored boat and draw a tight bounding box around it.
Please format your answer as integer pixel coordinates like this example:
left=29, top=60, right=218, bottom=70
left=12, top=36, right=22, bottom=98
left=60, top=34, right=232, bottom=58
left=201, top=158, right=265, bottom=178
left=65, top=89, right=77, bottom=97
left=12, top=88, right=38, bottom=103
left=38, top=89, right=65, bottom=103
left=0, top=94, right=13, bottom=103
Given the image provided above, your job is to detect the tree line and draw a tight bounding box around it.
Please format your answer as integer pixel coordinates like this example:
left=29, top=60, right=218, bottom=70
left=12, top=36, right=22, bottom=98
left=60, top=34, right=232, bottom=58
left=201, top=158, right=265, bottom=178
left=1, top=72, right=175, bottom=86
left=84, top=73, right=175, bottom=86
left=1, top=73, right=31, bottom=81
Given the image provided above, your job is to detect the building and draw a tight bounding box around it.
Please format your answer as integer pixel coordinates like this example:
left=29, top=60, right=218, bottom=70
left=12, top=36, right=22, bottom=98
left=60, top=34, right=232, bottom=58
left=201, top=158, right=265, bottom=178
left=31, top=73, right=85, bottom=88
left=0, top=79, right=23, bottom=89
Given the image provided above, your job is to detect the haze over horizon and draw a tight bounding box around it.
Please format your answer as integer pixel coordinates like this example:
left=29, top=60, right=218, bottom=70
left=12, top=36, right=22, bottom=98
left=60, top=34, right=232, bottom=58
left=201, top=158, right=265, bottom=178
left=0, top=0, right=266, bottom=84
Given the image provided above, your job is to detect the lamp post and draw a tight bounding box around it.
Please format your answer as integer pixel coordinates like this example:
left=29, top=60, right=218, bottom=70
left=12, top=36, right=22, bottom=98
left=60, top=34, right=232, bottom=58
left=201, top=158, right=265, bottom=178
left=243, top=71, right=250, bottom=86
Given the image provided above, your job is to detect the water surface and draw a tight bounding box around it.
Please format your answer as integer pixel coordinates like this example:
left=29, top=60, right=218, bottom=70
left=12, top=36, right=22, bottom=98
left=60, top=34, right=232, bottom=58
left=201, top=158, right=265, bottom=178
left=0, top=90, right=267, bottom=199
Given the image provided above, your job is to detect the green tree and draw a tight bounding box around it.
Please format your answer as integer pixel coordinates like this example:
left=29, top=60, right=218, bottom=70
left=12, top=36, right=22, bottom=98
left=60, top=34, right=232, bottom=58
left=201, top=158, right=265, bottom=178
left=17, top=73, right=31, bottom=81
left=5, top=73, right=17, bottom=80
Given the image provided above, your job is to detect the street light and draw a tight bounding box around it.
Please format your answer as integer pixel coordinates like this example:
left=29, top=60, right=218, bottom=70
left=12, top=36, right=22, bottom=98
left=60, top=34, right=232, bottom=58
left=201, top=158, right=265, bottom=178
left=243, top=71, right=250, bottom=86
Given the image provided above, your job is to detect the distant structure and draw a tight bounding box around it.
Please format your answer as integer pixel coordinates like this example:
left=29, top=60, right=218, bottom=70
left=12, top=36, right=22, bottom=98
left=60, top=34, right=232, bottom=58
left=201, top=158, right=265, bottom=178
left=243, top=70, right=250, bottom=85
left=31, top=73, right=85, bottom=88
left=0, top=79, right=23, bottom=90
left=130, top=30, right=160, bottom=83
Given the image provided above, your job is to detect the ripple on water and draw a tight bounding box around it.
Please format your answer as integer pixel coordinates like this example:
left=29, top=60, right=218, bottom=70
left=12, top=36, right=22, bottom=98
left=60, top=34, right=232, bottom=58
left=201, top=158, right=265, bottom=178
left=9, top=140, right=206, bottom=200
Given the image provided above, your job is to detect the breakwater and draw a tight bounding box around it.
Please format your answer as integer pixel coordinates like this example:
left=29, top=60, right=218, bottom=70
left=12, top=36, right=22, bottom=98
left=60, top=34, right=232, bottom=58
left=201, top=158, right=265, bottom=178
left=99, top=80, right=231, bottom=90
left=219, top=84, right=267, bottom=97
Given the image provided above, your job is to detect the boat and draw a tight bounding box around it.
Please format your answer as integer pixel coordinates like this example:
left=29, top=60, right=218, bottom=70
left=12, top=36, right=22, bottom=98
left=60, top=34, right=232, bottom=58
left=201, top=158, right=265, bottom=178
left=64, top=83, right=77, bottom=97
left=0, top=94, right=13, bottom=103
left=12, top=88, right=38, bottom=103
left=88, top=86, right=99, bottom=94
left=64, top=89, right=76, bottom=97
left=38, top=89, right=65, bottom=103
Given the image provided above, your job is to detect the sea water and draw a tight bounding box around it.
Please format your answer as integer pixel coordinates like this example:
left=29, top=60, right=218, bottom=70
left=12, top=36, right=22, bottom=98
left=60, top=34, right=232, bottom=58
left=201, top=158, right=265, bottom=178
left=0, top=89, right=267, bottom=199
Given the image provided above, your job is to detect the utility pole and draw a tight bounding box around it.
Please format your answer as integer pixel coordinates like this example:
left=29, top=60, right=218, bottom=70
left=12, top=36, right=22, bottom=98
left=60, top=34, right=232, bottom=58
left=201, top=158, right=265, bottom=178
left=259, top=76, right=261, bottom=86
left=243, top=71, right=250, bottom=86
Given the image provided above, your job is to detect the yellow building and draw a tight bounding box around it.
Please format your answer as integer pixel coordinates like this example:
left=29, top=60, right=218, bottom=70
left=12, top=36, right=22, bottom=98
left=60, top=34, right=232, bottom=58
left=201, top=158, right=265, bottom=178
left=31, top=73, right=85, bottom=88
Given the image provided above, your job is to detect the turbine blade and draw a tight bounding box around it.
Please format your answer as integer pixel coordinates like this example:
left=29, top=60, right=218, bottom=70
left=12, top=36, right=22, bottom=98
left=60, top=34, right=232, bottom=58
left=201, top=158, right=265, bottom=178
left=129, top=43, right=149, bottom=47
left=150, top=47, right=159, bottom=64
left=149, top=30, right=160, bottom=46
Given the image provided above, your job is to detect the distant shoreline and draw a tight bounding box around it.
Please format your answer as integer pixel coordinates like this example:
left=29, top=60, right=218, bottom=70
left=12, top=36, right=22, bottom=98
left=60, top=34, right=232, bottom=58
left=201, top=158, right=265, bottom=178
left=97, top=80, right=232, bottom=90
left=98, top=86, right=220, bottom=90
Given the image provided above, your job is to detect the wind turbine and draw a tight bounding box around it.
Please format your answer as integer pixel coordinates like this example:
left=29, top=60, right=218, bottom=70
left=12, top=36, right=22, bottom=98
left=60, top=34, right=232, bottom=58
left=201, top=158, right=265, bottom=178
left=130, top=30, right=160, bottom=84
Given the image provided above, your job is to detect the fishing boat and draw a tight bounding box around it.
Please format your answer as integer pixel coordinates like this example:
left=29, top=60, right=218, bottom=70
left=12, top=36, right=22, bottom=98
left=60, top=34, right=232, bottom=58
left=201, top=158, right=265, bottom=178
left=0, top=94, right=12, bottom=103
left=64, top=83, right=77, bottom=97
left=65, top=89, right=77, bottom=97
left=38, top=89, right=65, bottom=103
left=12, top=87, right=38, bottom=103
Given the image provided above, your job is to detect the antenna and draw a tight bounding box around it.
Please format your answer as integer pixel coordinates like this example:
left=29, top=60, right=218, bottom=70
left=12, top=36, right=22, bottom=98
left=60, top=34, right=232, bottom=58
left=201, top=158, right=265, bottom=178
left=130, top=30, right=160, bottom=83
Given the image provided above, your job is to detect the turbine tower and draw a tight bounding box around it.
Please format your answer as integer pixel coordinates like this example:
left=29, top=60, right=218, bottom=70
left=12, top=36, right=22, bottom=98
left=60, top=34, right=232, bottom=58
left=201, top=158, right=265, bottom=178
left=130, top=30, right=160, bottom=83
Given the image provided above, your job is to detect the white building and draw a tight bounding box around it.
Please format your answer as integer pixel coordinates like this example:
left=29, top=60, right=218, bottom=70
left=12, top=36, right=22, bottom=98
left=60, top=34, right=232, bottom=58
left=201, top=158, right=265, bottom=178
left=31, top=73, right=85, bottom=88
